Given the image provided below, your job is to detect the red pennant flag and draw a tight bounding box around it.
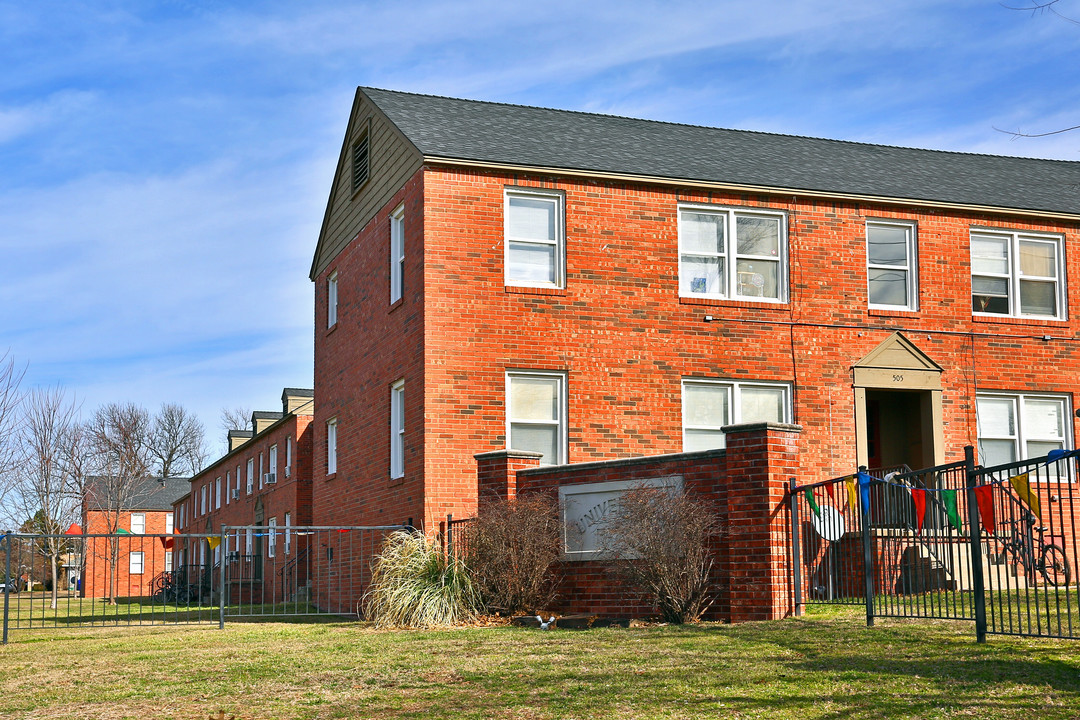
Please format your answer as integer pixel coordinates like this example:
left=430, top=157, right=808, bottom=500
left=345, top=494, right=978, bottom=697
left=911, top=488, right=926, bottom=533
left=823, top=482, right=835, bottom=499
left=974, top=485, right=996, bottom=534
left=64, top=523, right=83, bottom=535
left=159, top=536, right=174, bottom=550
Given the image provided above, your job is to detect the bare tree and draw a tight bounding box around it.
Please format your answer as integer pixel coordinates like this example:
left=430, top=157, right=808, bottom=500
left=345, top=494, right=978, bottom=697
left=8, top=387, right=82, bottom=608
left=0, top=351, right=26, bottom=492
left=220, top=406, right=252, bottom=434
left=86, top=402, right=151, bottom=604
left=149, top=402, right=207, bottom=478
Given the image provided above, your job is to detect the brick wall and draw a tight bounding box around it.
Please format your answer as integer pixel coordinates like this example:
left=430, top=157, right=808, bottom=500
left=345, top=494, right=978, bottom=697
left=82, top=509, right=174, bottom=599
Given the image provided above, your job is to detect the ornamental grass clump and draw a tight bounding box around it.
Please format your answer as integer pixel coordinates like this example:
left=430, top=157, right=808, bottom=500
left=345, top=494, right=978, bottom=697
left=363, top=530, right=479, bottom=628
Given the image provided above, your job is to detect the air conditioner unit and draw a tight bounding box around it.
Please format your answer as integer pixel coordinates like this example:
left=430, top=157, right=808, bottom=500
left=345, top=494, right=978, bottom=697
left=284, top=466, right=291, bottom=478
left=264, top=472, right=277, bottom=484
left=230, top=489, right=239, bottom=500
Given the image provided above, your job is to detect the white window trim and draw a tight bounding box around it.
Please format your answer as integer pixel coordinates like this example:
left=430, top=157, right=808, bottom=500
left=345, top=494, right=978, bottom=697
left=164, top=550, right=173, bottom=572
left=503, top=187, right=565, bottom=289
left=681, top=378, right=793, bottom=451
left=286, top=435, right=293, bottom=476
left=390, top=204, right=405, bottom=303
left=200, top=485, right=207, bottom=515
left=505, top=370, right=568, bottom=466
left=268, top=517, right=277, bottom=558
left=327, top=417, right=338, bottom=475
left=976, top=392, right=1072, bottom=468
left=259, top=452, right=264, bottom=490
left=678, top=203, right=788, bottom=303
left=284, top=512, right=292, bottom=555
left=225, top=472, right=230, bottom=505
left=165, top=512, right=173, bottom=535
left=391, top=379, right=405, bottom=479
left=867, top=219, right=918, bottom=311
left=215, top=477, right=221, bottom=509
left=269, top=444, right=278, bottom=478
left=327, top=271, right=339, bottom=328
left=971, top=228, right=1066, bottom=320
left=129, top=551, right=145, bottom=575
left=246, top=458, right=254, bottom=494
left=130, top=512, right=145, bottom=535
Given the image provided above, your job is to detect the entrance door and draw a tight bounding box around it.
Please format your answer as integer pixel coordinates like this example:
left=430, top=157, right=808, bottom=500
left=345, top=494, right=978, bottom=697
left=865, top=389, right=935, bottom=471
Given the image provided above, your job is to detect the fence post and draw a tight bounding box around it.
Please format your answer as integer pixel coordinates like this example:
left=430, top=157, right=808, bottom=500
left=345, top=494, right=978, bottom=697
left=219, top=527, right=227, bottom=631
left=789, top=479, right=803, bottom=617
left=859, top=466, right=874, bottom=627
left=964, top=445, right=987, bottom=643
left=446, top=514, right=453, bottom=558
left=3, top=534, right=10, bottom=644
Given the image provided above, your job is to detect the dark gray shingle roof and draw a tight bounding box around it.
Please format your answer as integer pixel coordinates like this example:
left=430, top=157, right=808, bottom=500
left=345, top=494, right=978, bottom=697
left=86, top=476, right=190, bottom=512
left=361, top=87, right=1080, bottom=216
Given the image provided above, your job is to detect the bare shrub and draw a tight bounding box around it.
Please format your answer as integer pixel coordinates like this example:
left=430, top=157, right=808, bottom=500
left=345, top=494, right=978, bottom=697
left=466, top=493, right=561, bottom=614
left=601, top=484, right=721, bottom=624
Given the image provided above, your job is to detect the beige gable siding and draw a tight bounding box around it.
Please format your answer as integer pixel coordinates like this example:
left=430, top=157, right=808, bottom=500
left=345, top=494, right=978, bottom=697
left=310, top=90, right=424, bottom=279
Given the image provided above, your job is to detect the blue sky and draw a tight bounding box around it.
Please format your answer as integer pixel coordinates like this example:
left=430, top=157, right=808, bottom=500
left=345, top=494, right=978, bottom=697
left=1, top=0, right=1078, bottom=452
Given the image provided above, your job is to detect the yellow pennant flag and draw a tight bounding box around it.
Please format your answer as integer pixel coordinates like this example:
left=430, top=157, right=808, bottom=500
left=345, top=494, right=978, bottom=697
left=1009, top=472, right=1041, bottom=519
left=206, top=536, right=222, bottom=550
left=845, top=475, right=859, bottom=511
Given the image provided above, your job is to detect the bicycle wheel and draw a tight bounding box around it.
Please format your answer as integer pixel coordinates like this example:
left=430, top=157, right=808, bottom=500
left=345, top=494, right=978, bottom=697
left=1040, top=545, right=1072, bottom=587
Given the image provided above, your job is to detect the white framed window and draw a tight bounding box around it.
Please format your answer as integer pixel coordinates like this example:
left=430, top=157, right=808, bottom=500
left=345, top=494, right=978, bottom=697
left=200, top=485, right=207, bottom=515
left=245, top=527, right=253, bottom=555
left=977, top=393, right=1071, bottom=467
left=225, top=472, right=230, bottom=505
left=682, top=379, right=792, bottom=451
left=391, top=380, right=405, bottom=479
left=504, top=188, right=565, bottom=288
left=867, top=220, right=918, bottom=310
left=215, top=477, right=221, bottom=509
left=286, top=435, right=293, bottom=475
left=259, top=452, right=264, bottom=489
left=269, top=444, right=278, bottom=480
left=130, top=513, right=145, bottom=535
left=165, top=512, right=174, bottom=535
left=327, top=417, right=338, bottom=475
left=971, top=229, right=1065, bottom=319
left=178, top=505, right=184, bottom=530
left=678, top=204, right=787, bottom=302
left=268, top=517, right=277, bottom=558
left=235, top=464, right=241, bottom=497
left=327, top=271, right=339, bottom=328
left=246, top=458, right=254, bottom=494
left=284, top=512, right=292, bottom=555
left=506, top=371, right=567, bottom=465
left=129, top=551, right=144, bottom=575
left=390, top=205, right=405, bottom=303
left=164, top=551, right=173, bottom=572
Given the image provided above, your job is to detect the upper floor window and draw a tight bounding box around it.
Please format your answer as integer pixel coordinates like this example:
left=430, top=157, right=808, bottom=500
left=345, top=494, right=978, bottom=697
left=682, top=379, right=792, bottom=451
left=971, top=230, right=1064, bottom=319
left=269, top=444, right=278, bottom=480
left=286, top=435, right=293, bottom=476
left=130, top=513, right=146, bottom=535
left=327, top=417, right=338, bottom=475
left=391, top=380, right=405, bottom=479
left=506, top=371, right=566, bottom=465
left=390, top=205, right=405, bottom=303
left=351, top=132, right=369, bottom=193
left=976, top=392, right=1070, bottom=467
left=225, top=472, right=231, bottom=505
left=867, top=220, right=918, bottom=310
left=165, top=512, right=174, bottom=535
left=327, top=271, right=339, bottom=328
left=246, top=458, right=254, bottom=494
left=215, top=477, right=221, bottom=509
left=129, top=551, right=144, bottom=575
left=504, top=188, right=564, bottom=288
left=679, top=205, right=786, bottom=302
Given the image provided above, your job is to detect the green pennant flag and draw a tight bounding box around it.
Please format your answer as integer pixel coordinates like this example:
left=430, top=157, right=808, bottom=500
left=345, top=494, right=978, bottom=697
left=941, top=489, right=962, bottom=533
left=804, top=488, right=821, bottom=517
left=116, top=528, right=131, bottom=535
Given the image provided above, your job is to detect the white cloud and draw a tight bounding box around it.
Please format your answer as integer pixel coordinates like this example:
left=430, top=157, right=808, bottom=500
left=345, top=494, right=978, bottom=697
left=0, top=90, right=96, bottom=144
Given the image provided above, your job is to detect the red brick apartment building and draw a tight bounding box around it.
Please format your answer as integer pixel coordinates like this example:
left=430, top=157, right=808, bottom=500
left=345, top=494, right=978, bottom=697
left=172, top=388, right=314, bottom=598
left=82, top=477, right=186, bottom=599
left=309, top=87, right=1080, bottom=535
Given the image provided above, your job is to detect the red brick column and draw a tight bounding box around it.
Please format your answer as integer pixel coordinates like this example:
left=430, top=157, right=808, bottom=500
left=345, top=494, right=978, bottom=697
left=474, top=450, right=543, bottom=513
left=723, top=422, right=802, bottom=623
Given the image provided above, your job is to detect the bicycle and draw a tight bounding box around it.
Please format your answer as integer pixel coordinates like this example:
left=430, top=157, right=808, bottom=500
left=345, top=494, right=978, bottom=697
left=996, top=511, right=1072, bottom=587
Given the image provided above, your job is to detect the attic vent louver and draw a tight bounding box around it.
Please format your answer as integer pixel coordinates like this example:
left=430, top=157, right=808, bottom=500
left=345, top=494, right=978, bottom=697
left=352, top=134, right=369, bottom=192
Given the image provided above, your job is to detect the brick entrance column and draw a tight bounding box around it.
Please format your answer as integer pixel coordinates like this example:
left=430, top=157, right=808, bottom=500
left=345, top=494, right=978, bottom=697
left=723, top=422, right=802, bottom=623
left=474, top=450, right=543, bottom=513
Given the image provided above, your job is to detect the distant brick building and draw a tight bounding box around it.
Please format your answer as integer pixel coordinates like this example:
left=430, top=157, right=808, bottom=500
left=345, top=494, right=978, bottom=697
left=307, top=87, right=1080, bottom=542
left=81, top=476, right=186, bottom=599
left=172, top=388, right=314, bottom=601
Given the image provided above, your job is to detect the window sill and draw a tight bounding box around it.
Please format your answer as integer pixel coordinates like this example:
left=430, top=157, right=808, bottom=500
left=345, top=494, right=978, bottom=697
left=325, top=323, right=339, bottom=337
left=389, top=297, right=404, bottom=313
left=505, top=285, right=567, bottom=297
left=972, top=314, right=1068, bottom=327
left=868, top=307, right=920, bottom=318
left=325, top=472, right=337, bottom=481
left=679, top=296, right=789, bottom=310
left=389, top=473, right=405, bottom=487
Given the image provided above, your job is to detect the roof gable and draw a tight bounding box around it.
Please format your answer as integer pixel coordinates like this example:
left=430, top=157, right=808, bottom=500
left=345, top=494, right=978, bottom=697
left=855, top=332, right=942, bottom=372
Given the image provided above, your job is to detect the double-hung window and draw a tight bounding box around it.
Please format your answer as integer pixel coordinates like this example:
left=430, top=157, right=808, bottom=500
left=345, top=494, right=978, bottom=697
left=506, top=371, right=566, bottom=465
left=268, top=517, right=277, bottom=558
left=867, top=220, right=917, bottom=310
left=284, top=512, right=292, bottom=555
left=130, top=513, right=146, bottom=535
left=976, top=393, right=1070, bottom=467
left=679, top=205, right=786, bottom=301
left=682, top=379, right=792, bottom=451
left=269, top=445, right=278, bottom=481
left=971, top=230, right=1064, bottom=319
left=225, top=472, right=230, bottom=505
left=327, top=417, right=338, bottom=475
left=391, top=380, right=405, bottom=479
left=129, top=552, right=144, bottom=575
left=165, top=512, right=174, bottom=535
left=215, top=477, right=221, bottom=509
left=390, top=205, right=405, bottom=303
left=504, top=188, right=564, bottom=288
left=246, top=459, right=254, bottom=494
left=327, top=271, right=339, bottom=327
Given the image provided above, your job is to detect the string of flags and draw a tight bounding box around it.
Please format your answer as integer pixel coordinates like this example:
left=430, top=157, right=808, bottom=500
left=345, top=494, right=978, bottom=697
left=800, top=446, right=1080, bottom=535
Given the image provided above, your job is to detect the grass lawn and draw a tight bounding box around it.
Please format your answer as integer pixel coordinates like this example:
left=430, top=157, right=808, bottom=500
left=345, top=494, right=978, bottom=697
left=0, top=605, right=1078, bottom=719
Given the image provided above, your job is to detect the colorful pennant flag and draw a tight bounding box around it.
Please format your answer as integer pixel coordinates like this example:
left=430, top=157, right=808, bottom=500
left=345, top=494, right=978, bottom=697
left=804, top=488, right=821, bottom=517
left=1009, top=472, right=1041, bottom=519
left=857, top=472, right=874, bottom=515
left=941, top=489, right=962, bottom=533
left=206, top=536, right=221, bottom=550
left=911, top=488, right=926, bottom=533
left=823, top=482, right=835, bottom=500
left=973, top=485, right=996, bottom=534
left=159, top=536, right=174, bottom=550
left=845, top=475, right=859, bottom=511
left=116, top=528, right=131, bottom=535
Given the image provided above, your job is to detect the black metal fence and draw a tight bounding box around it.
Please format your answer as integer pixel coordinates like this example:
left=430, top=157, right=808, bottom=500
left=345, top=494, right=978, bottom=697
left=791, top=446, right=1080, bottom=641
left=1, top=525, right=402, bottom=643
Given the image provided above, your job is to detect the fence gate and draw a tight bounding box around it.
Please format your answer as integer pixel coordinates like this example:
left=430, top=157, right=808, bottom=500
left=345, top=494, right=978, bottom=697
left=791, top=446, right=1080, bottom=641
left=1, top=525, right=402, bottom=642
